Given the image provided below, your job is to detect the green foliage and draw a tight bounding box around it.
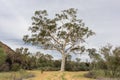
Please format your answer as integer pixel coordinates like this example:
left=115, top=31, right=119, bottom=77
left=89, top=44, right=120, bottom=78
left=0, top=47, right=90, bottom=72
left=99, top=45, right=120, bottom=78
left=23, top=8, right=94, bottom=52
left=66, top=61, right=90, bottom=71
left=11, top=63, right=21, bottom=71
left=0, top=48, right=6, bottom=65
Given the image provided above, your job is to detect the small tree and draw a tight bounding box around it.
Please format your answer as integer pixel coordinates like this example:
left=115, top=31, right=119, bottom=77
left=87, top=48, right=101, bottom=70
left=100, top=44, right=120, bottom=77
left=23, top=8, right=95, bottom=71
left=15, top=47, right=31, bottom=69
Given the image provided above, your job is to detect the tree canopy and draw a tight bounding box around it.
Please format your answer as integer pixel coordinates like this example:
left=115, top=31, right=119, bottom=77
left=23, top=8, right=95, bottom=71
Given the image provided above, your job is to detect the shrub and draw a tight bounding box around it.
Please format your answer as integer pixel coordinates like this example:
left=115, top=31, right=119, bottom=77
left=0, top=48, right=6, bottom=65
left=11, top=63, right=21, bottom=71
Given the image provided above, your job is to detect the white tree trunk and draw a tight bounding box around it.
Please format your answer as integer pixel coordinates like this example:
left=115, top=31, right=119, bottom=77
left=60, top=54, right=66, bottom=71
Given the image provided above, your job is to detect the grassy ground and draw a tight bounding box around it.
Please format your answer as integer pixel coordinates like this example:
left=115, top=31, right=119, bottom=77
left=27, top=70, right=94, bottom=80
left=0, top=70, right=94, bottom=80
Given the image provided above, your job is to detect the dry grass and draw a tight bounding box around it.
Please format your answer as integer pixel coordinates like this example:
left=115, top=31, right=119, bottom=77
left=29, top=70, right=95, bottom=80
left=0, top=70, right=34, bottom=80
left=0, top=71, right=22, bottom=80
left=0, top=70, right=95, bottom=80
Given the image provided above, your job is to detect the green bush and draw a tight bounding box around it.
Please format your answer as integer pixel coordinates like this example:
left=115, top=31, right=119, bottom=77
left=0, top=48, right=6, bottom=65
left=11, top=63, right=21, bottom=71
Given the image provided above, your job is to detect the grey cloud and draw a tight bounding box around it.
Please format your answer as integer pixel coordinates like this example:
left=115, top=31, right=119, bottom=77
left=0, top=0, right=120, bottom=61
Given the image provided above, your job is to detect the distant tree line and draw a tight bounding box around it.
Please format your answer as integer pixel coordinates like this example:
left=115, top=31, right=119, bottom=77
left=0, top=47, right=90, bottom=72
left=85, top=44, right=120, bottom=78
left=1, top=43, right=120, bottom=79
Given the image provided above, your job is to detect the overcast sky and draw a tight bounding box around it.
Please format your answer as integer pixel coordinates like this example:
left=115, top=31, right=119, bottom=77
left=0, top=0, right=120, bottom=60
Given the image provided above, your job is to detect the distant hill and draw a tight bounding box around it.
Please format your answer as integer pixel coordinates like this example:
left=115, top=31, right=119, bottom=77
left=0, top=41, right=15, bottom=54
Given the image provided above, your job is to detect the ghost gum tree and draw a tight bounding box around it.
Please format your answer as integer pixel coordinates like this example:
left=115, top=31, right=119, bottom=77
left=23, top=8, right=95, bottom=71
